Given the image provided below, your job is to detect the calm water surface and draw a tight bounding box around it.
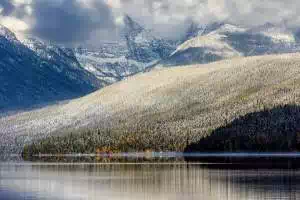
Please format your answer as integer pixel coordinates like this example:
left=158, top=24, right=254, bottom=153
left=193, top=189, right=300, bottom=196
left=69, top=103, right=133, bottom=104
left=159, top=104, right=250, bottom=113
left=1, top=154, right=300, bottom=200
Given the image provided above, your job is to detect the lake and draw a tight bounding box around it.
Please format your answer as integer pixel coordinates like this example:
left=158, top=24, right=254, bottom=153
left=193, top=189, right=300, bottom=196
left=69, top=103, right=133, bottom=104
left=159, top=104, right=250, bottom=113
left=1, top=153, right=300, bottom=200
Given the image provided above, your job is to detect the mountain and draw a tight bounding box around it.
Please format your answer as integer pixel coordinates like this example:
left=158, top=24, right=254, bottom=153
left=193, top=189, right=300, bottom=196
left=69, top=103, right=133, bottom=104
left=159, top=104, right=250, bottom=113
left=0, top=15, right=178, bottom=112
left=74, top=15, right=177, bottom=86
left=3, top=53, right=300, bottom=153
left=22, top=37, right=105, bottom=88
left=122, top=15, right=176, bottom=62
left=0, top=25, right=101, bottom=111
left=153, top=22, right=300, bottom=68
left=74, top=42, right=144, bottom=85
left=73, top=19, right=300, bottom=82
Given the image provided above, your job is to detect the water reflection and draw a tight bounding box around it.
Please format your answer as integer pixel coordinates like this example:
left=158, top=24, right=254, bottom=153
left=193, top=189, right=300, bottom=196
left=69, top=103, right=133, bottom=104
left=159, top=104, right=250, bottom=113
left=1, top=159, right=300, bottom=200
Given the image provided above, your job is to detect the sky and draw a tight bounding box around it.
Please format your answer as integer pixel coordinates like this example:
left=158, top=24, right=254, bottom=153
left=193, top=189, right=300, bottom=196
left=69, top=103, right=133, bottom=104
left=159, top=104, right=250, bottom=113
left=1, top=0, right=300, bottom=45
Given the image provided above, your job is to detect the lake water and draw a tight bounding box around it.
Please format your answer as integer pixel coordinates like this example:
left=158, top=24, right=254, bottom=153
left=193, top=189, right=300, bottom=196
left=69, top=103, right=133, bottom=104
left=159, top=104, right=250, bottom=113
left=1, top=154, right=300, bottom=200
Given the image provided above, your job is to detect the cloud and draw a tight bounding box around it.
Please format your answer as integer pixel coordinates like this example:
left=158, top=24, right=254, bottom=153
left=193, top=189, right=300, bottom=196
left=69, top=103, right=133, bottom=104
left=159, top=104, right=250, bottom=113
left=0, top=0, right=31, bottom=34
left=2, top=0, right=300, bottom=44
left=219, top=0, right=300, bottom=27
left=116, top=0, right=300, bottom=36
left=0, top=0, right=15, bottom=16
left=29, top=0, right=116, bottom=45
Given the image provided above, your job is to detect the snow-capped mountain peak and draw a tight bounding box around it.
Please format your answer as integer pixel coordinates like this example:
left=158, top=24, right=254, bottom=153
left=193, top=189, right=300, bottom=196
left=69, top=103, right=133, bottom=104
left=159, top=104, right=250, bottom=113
left=123, top=15, right=144, bottom=37
left=0, top=24, right=102, bottom=111
left=0, top=24, right=19, bottom=43
left=182, top=22, right=245, bottom=42
left=208, top=23, right=246, bottom=35
left=2, top=16, right=300, bottom=113
left=74, top=15, right=177, bottom=84
left=154, top=22, right=300, bottom=68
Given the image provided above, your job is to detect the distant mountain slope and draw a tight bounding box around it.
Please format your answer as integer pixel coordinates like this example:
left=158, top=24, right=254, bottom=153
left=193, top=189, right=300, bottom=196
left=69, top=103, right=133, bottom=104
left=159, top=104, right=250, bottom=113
left=0, top=15, right=179, bottom=112
left=154, top=22, right=300, bottom=68
left=122, top=15, right=176, bottom=62
left=3, top=53, right=300, bottom=153
left=73, top=20, right=300, bottom=81
left=74, top=43, right=144, bottom=85
left=74, top=15, right=177, bottom=86
left=22, top=37, right=104, bottom=88
left=0, top=25, right=101, bottom=111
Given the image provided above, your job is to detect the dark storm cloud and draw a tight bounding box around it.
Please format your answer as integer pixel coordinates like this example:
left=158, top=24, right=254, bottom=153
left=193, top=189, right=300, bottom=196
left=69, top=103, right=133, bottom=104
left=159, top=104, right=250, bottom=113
left=0, top=0, right=15, bottom=16
left=30, top=0, right=116, bottom=44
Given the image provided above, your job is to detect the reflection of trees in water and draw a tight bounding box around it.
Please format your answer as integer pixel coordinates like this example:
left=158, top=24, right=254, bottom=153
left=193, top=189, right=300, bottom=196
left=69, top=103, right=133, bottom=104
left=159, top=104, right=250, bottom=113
left=2, top=164, right=298, bottom=200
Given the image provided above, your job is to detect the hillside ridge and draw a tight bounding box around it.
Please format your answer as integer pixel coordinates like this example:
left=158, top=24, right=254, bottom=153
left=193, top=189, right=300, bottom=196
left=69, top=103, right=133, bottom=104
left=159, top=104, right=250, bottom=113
left=2, top=53, right=300, bottom=153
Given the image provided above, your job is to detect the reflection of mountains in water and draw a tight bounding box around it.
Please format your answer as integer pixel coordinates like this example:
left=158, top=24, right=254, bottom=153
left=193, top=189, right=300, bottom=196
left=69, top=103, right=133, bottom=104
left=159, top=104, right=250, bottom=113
left=2, top=163, right=300, bottom=200
left=22, top=152, right=300, bottom=170
left=24, top=152, right=186, bottom=163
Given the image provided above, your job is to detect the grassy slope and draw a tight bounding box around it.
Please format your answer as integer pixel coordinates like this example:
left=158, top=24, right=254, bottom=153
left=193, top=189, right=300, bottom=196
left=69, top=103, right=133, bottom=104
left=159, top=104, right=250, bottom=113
left=3, top=53, right=300, bottom=153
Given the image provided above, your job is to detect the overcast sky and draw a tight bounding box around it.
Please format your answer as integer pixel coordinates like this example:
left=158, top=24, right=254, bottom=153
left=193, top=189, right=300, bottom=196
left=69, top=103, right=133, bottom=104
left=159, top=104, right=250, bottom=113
left=1, top=0, right=300, bottom=45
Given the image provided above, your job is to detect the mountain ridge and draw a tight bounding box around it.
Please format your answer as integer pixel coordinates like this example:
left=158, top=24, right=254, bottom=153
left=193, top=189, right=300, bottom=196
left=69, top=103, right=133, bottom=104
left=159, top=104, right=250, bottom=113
left=152, top=22, right=300, bottom=69
left=2, top=19, right=300, bottom=112
left=0, top=24, right=101, bottom=111
left=74, top=15, right=177, bottom=86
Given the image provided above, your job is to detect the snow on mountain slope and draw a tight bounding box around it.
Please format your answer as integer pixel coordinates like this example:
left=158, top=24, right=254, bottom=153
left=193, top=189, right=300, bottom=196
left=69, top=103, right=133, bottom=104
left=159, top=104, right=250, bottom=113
left=74, top=15, right=177, bottom=85
left=74, top=43, right=147, bottom=85
left=154, top=23, right=300, bottom=68
left=0, top=25, right=19, bottom=43
left=72, top=19, right=299, bottom=81
left=2, top=53, right=300, bottom=153
left=0, top=15, right=177, bottom=112
left=22, top=37, right=104, bottom=88
left=0, top=25, right=101, bottom=112
left=154, top=23, right=245, bottom=67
